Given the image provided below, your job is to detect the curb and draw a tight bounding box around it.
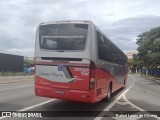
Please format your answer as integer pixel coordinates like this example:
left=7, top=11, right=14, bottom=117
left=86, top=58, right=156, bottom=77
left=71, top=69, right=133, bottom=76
left=132, top=74, right=160, bottom=83
left=148, top=78, right=160, bottom=83
left=142, top=76, right=160, bottom=83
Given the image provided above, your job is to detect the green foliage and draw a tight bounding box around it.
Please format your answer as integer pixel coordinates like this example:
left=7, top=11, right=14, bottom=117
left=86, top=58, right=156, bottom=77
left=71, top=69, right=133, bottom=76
left=130, top=54, right=143, bottom=73
left=135, top=26, right=160, bottom=69
left=24, top=59, right=34, bottom=67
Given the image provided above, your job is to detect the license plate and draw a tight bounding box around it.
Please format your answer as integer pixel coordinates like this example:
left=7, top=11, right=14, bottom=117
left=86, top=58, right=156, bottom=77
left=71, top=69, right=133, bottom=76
left=55, top=89, right=65, bottom=94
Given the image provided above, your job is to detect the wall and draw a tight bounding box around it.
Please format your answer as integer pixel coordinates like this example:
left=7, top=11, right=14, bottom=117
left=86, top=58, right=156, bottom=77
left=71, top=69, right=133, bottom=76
left=0, top=53, right=24, bottom=72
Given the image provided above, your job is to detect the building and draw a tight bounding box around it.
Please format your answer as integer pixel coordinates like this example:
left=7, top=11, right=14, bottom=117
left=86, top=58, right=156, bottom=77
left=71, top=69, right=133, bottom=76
left=0, top=53, right=24, bottom=72
left=125, top=50, right=138, bottom=59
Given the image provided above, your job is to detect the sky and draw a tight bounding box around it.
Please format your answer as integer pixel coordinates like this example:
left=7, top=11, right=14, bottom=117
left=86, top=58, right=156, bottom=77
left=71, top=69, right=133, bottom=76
left=0, top=0, right=160, bottom=57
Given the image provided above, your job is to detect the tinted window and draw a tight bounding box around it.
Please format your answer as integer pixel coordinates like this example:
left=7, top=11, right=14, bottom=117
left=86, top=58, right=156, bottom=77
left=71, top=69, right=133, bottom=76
left=97, top=31, right=127, bottom=64
left=39, top=24, right=88, bottom=50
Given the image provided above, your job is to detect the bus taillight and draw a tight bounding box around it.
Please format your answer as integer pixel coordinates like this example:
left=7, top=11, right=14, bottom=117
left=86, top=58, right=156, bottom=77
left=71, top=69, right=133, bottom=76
left=90, top=61, right=96, bottom=89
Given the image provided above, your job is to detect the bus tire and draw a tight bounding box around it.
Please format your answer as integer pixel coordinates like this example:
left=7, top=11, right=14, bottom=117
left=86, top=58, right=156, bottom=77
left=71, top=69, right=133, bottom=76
left=123, top=80, right=126, bottom=88
left=102, top=84, right=112, bottom=102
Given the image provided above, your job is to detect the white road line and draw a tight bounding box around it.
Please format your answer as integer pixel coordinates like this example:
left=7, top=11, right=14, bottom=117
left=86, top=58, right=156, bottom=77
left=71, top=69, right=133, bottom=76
left=18, top=99, right=55, bottom=111
left=0, top=99, right=55, bottom=120
left=124, top=76, right=144, bottom=111
left=127, top=76, right=160, bottom=120
left=94, top=75, right=135, bottom=120
left=94, top=75, right=160, bottom=120
left=105, top=77, right=135, bottom=111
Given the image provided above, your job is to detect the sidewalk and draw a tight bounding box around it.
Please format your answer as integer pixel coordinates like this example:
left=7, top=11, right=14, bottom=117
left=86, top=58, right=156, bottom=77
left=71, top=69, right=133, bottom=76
left=143, top=76, right=160, bottom=83
left=131, top=73, right=160, bottom=82
left=0, top=75, right=34, bottom=84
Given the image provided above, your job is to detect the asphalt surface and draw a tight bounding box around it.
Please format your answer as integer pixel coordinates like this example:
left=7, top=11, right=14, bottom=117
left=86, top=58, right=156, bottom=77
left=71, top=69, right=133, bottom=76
left=0, top=75, right=34, bottom=84
left=0, top=82, right=50, bottom=111
left=0, top=75, right=160, bottom=120
left=126, top=75, right=160, bottom=111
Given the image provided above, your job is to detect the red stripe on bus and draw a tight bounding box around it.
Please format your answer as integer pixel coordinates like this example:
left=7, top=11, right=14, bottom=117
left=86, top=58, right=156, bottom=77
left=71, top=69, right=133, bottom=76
left=35, top=61, right=90, bottom=66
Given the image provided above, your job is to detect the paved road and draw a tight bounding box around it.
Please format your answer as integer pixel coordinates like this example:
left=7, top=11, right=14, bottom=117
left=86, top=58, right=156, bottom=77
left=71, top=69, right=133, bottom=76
left=126, top=75, right=160, bottom=111
left=0, top=75, right=160, bottom=120
left=0, top=82, right=50, bottom=111
left=0, top=75, right=34, bottom=84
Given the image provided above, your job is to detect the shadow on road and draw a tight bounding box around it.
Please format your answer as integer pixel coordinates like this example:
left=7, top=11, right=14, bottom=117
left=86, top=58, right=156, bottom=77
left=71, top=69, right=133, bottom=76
left=31, top=87, right=126, bottom=112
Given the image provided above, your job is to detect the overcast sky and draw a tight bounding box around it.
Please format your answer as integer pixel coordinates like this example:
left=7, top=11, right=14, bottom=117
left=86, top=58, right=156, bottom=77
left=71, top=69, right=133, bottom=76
left=0, top=0, right=160, bottom=57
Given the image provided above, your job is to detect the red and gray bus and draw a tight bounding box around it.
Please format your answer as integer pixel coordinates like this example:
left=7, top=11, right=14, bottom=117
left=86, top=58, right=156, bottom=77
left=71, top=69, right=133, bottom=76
left=34, top=20, right=128, bottom=103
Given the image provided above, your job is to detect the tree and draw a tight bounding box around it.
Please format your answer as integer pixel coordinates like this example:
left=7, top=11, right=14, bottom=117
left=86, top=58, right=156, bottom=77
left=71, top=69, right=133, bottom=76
left=136, top=27, right=160, bottom=68
left=130, top=54, right=143, bottom=73
left=135, top=26, right=160, bottom=76
left=24, top=59, right=34, bottom=67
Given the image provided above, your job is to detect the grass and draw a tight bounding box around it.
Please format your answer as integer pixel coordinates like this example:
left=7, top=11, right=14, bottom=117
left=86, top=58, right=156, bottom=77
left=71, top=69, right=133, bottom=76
left=0, top=72, right=35, bottom=76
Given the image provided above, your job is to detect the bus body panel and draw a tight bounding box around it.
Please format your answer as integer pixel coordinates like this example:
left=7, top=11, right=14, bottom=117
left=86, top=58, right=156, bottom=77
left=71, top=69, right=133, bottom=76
left=35, top=84, right=97, bottom=103
left=97, top=60, right=126, bottom=92
left=35, top=58, right=91, bottom=91
left=34, top=20, right=128, bottom=103
left=35, top=22, right=93, bottom=60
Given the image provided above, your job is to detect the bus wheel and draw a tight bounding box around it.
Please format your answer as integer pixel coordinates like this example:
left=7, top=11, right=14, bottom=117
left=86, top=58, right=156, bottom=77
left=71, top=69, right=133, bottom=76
left=102, top=84, right=112, bottom=102
left=123, top=80, right=126, bottom=88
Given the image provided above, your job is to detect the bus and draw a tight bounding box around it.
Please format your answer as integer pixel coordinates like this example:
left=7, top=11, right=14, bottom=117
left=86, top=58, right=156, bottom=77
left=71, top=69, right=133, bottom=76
left=34, top=20, right=128, bottom=103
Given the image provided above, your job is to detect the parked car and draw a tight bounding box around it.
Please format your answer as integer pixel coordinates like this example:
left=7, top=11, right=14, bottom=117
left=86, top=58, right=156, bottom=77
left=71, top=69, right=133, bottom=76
left=24, top=64, right=34, bottom=73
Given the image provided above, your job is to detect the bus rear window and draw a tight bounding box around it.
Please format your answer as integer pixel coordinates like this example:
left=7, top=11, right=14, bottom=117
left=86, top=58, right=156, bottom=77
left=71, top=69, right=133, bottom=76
left=39, top=24, right=88, bottom=51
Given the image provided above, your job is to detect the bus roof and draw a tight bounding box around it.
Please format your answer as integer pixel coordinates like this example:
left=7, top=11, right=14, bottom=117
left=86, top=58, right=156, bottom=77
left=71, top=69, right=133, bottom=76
left=40, top=20, right=93, bottom=25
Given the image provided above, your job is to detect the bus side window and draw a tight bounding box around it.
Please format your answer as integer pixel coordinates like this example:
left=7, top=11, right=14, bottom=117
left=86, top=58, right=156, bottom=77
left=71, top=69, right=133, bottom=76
left=97, top=31, right=106, bottom=61
left=97, top=30, right=121, bottom=65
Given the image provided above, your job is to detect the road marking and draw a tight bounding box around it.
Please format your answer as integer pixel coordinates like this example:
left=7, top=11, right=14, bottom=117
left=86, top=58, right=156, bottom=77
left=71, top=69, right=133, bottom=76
left=94, top=75, right=136, bottom=120
left=94, top=75, right=160, bottom=120
left=126, top=76, right=160, bottom=120
left=106, top=75, right=136, bottom=111
left=18, top=99, right=55, bottom=111
left=124, top=76, right=144, bottom=111
left=0, top=99, right=55, bottom=120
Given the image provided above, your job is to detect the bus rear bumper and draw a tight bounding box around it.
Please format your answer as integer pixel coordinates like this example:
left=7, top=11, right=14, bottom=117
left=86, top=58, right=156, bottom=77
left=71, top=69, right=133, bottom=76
left=35, top=85, right=97, bottom=103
